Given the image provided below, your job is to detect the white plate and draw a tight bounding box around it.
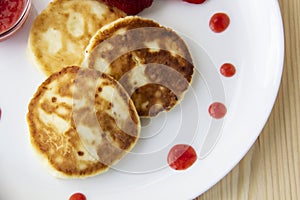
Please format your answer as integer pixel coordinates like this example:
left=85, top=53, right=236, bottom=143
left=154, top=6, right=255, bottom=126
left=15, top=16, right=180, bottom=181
left=0, top=0, right=284, bottom=199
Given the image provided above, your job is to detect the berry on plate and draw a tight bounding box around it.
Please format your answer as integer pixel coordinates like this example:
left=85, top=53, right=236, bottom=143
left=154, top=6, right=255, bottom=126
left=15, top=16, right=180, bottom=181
left=102, top=0, right=153, bottom=15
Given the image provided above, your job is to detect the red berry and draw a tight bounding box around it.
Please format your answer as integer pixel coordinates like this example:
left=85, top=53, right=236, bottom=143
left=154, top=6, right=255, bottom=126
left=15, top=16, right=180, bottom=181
left=183, top=0, right=206, bottom=4
left=102, top=0, right=153, bottom=15
left=69, top=193, right=86, bottom=200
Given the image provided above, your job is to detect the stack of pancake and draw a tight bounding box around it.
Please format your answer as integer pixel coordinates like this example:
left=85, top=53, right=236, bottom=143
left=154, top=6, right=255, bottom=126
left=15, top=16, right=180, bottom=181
left=27, top=0, right=194, bottom=178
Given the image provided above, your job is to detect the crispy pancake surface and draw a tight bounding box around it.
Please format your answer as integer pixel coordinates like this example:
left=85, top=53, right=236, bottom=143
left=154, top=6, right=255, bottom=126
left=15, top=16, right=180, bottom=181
left=27, top=0, right=126, bottom=76
left=27, top=66, right=140, bottom=178
left=83, top=16, right=194, bottom=117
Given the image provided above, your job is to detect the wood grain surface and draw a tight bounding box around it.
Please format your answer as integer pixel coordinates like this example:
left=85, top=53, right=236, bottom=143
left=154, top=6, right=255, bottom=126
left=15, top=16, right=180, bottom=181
left=196, top=0, right=300, bottom=199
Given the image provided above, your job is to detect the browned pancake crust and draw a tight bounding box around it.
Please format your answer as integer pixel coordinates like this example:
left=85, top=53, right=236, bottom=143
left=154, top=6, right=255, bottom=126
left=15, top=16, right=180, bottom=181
left=85, top=16, right=194, bottom=117
left=27, top=66, right=140, bottom=178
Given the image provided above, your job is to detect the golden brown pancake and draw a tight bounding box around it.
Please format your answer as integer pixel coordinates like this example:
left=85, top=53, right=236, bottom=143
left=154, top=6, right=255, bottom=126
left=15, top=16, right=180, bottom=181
left=27, top=0, right=126, bottom=76
left=27, top=66, right=140, bottom=178
left=83, top=16, right=194, bottom=117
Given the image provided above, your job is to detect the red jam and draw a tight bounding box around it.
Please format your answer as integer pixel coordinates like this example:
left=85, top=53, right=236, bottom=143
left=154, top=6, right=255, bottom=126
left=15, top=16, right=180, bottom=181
left=183, top=0, right=206, bottom=4
left=208, top=102, right=227, bottom=119
left=167, top=144, right=197, bottom=170
left=220, top=63, right=236, bottom=77
left=69, top=193, right=86, bottom=200
left=0, top=0, right=25, bottom=34
left=209, top=13, right=230, bottom=33
left=0, top=108, right=2, bottom=121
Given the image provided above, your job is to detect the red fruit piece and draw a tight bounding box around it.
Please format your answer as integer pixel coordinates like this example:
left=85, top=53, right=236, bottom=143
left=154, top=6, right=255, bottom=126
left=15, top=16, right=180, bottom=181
left=183, top=0, right=206, bottom=4
left=102, top=0, right=153, bottom=15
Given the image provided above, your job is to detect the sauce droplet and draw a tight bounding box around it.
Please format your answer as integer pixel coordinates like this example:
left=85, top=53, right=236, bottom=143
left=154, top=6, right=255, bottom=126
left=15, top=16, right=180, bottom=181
left=69, top=193, right=86, bottom=200
left=220, top=63, right=236, bottom=77
left=0, top=107, right=2, bottom=121
left=209, top=13, right=230, bottom=33
left=0, top=0, right=25, bottom=34
left=167, top=144, right=197, bottom=170
left=183, top=0, right=206, bottom=4
left=209, top=102, right=227, bottom=119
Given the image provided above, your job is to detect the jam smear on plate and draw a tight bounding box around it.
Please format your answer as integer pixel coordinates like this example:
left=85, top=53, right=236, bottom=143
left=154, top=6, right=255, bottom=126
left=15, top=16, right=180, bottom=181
left=209, top=13, right=230, bottom=33
left=69, top=193, right=86, bottom=200
left=208, top=102, right=227, bottom=119
left=183, top=0, right=206, bottom=4
left=220, top=63, right=236, bottom=77
left=168, top=144, right=197, bottom=170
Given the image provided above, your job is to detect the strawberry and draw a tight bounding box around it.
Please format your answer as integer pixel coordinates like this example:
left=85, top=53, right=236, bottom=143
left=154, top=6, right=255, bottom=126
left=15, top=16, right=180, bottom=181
left=183, top=0, right=206, bottom=4
left=102, top=0, right=153, bottom=15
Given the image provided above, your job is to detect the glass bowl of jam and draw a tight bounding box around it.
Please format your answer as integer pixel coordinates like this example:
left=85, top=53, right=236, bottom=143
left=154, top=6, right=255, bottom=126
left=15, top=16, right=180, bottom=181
left=0, top=0, right=31, bottom=42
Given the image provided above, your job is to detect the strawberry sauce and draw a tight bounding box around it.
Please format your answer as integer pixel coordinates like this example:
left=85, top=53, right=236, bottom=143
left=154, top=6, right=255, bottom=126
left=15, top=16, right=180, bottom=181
left=208, top=102, right=227, bottom=119
left=0, top=0, right=25, bottom=34
left=183, top=0, right=206, bottom=4
left=168, top=144, right=197, bottom=170
left=69, top=193, right=86, bottom=200
left=209, top=13, right=230, bottom=33
left=220, top=63, right=236, bottom=77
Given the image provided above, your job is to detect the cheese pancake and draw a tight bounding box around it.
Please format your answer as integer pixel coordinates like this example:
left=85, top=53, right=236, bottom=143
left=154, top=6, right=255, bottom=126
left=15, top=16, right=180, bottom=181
left=27, top=66, right=140, bottom=178
left=83, top=16, right=194, bottom=117
left=27, top=0, right=126, bottom=76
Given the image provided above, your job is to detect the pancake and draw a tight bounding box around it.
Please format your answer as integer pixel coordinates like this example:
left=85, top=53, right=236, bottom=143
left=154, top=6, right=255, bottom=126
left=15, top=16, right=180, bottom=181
left=27, top=0, right=126, bottom=76
left=82, top=16, right=194, bottom=117
left=27, top=66, right=140, bottom=178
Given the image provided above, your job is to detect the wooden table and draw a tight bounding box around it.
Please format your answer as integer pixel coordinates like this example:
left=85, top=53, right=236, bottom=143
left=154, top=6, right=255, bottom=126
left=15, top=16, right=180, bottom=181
left=196, top=0, right=300, bottom=199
